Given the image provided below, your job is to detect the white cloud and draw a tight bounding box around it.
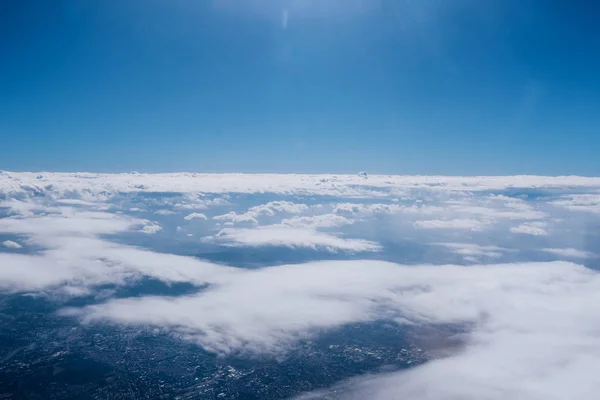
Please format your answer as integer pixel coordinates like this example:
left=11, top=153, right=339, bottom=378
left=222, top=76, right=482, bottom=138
left=184, top=212, right=207, bottom=221
left=281, top=8, right=289, bottom=29
left=281, top=214, right=353, bottom=229
left=207, top=226, right=381, bottom=252
left=333, top=202, right=443, bottom=216
left=542, top=248, right=594, bottom=259
left=551, top=194, right=600, bottom=214
left=3, top=176, right=600, bottom=399
left=0, top=198, right=59, bottom=217
left=414, top=219, right=485, bottom=231
left=0, top=236, right=238, bottom=293
left=154, top=209, right=177, bottom=215
left=445, top=198, right=547, bottom=221
left=213, top=211, right=258, bottom=225
left=0, top=206, right=238, bottom=293
left=174, top=194, right=230, bottom=210
left=510, top=221, right=548, bottom=236
left=140, top=223, right=162, bottom=234
left=62, top=260, right=600, bottom=400
left=212, top=201, right=309, bottom=226
left=434, top=242, right=508, bottom=258
left=2, top=240, right=22, bottom=249
left=248, top=201, right=309, bottom=215
left=0, top=211, right=136, bottom=238
left=4, top=172, right=600, bottom=199
left=292, top=262, right=600, bottom=400
left=56, top=199, right=101, bottom=206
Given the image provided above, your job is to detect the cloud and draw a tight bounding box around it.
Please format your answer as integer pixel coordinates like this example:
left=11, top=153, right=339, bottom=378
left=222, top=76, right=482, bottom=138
left=551, top=194, right=600, bottom=214
left=213, top=211, right=258, bottom=225
left=249, top=201, right=309, bottom=215
left=184, top=212, right=208, bottom=221
left=0, top=236, right=239, bottom=293
left=0, top=203, right=241, bottom=293
left=55, top=199, right=101, bottom=206
left=0, top=198, right=60, bottom=217
left=0, top=210, right=136, bottom=238
left=0, top=233, right=238, bottom=295
left=332, top=202, right=443, bottom=216
left=510, top=221, right=548, bottom=236
left=173, top=194, right=231, bottom=210
left=212, top=201, right=310, bottom=226
left=140, top=222, right=162, bottom=234
left=281, top=8, right=289, bottom=28
left=434, top=242, right=508, bottom=258
left=3, top=173, right=600, bottom=399
left=542, top=248, right=595, bottom=259
left=62, top=260, right=600, bottom=400
left=442, top=196, right=547, bottom=222
left=281, top=214, right=353, bottom=229
left=154, top=209, right=177, bottom=215
left=414, top=219, right=485, bottom=231
left=291, top=262, right=600, bottom=400
left=4, top=171, right=600, bottom=200
left=206, top=226, right=381, bottom=252
left=2, top=240, right=22, bottom=249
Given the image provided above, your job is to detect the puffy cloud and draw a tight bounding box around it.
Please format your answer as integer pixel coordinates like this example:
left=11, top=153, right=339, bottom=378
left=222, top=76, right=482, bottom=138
left=140, top=223, right=162, bottom=234
left=213, top=211, right=258, bottom=225
left=206, top=226, right=381, bottom=252
left=248, top=201, right=309, bottom=215
left=212, top=201, right=309, bottom=226
left=542, top=248, right=595, bottom=259
left=2, top=240, right=22, bottom=249
left=510, top=221, right=548, bottom=236
left=184, top=212, right=208, bottom=221
left=173, top=194, right=231, bottom=210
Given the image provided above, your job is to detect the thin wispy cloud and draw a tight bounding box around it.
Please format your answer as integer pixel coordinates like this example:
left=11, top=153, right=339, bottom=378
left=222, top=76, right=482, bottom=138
left=510, top=221, right=548, bottom=236
left=206, top=226, right=381, bottom=252
left=542, top=247, right=595, bottom=259
left=414, top=218, right=486, bottom=231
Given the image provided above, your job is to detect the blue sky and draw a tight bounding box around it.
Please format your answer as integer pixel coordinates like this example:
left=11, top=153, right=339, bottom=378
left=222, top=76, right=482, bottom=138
left=1, top=0, right=599, bottom=174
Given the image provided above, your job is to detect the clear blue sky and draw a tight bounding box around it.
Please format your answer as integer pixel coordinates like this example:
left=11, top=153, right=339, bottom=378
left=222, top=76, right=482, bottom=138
left=1, top=0, right=599, bottom=174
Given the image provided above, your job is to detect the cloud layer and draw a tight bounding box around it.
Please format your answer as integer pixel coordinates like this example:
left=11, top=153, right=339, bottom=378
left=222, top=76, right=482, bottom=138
left=2, top=172, right=600, bottom=399
left=66, top=260, right=600, bottom=400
